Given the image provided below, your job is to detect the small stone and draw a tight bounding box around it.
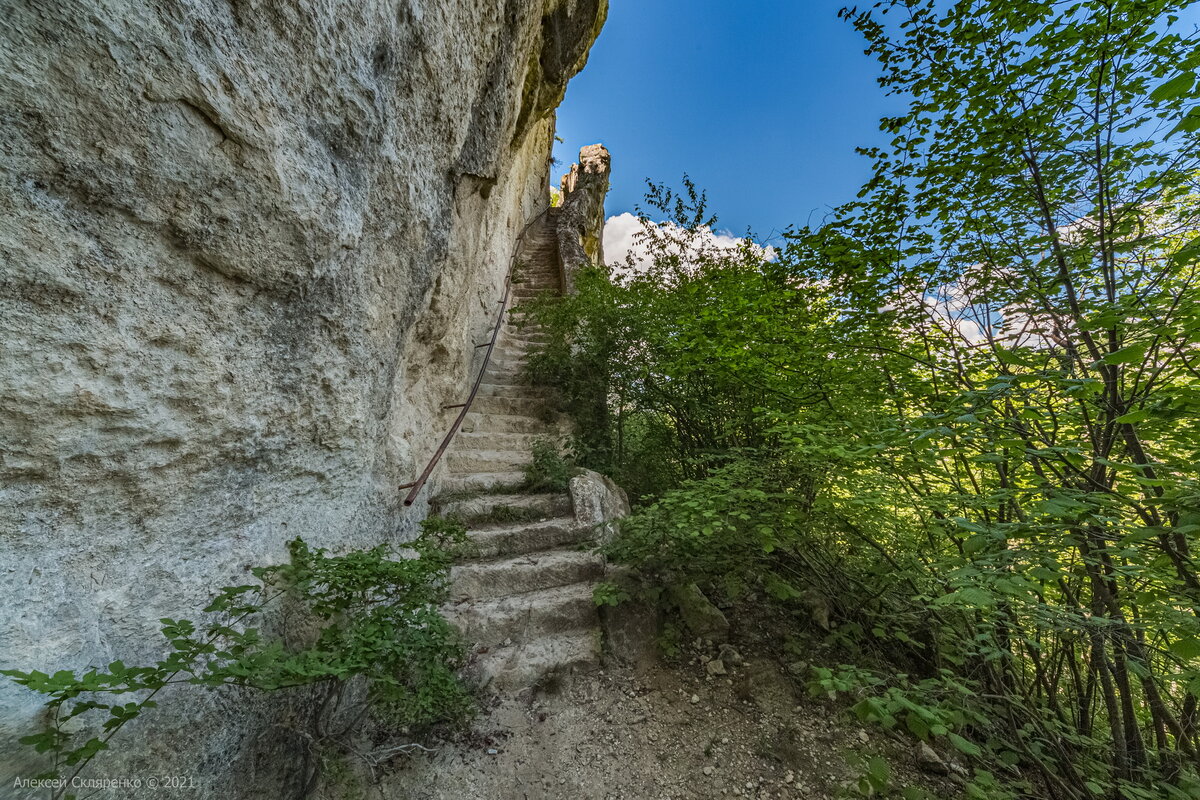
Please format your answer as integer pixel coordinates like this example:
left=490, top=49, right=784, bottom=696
left=486, top=748, right=498, bottom=755
left=703, top=766, right=714, bottom=776
left=718, top=643, right=743, bottom=666
left=691, top=694, right=700, bottom=704
left=706, top=658, right=727, bottom=676
left=858, top=731, right=869, bottom=744
left=917, top=742, right=949, bottom=775
left=784, top=771, right=794, bottom=784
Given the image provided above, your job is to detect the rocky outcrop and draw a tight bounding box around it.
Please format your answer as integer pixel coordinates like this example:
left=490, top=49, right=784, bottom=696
left=556, top=143, right=612, bottom=290
left=570, top=468, right=631, bottom=545
left=0, top=0, right=606, bottom=795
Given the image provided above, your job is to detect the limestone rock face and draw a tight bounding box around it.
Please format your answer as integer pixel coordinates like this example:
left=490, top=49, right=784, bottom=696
left=0, top=0, right=605, bottom=794
left=556, top=143, right=612, bottom=290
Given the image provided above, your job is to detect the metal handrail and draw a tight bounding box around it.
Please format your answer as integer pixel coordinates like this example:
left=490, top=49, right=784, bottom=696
left=399, top=207, right=549, bottom=507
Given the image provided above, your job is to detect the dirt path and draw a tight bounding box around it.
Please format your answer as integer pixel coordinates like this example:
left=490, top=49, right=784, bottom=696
left=369, top=638, right=958, bottom=800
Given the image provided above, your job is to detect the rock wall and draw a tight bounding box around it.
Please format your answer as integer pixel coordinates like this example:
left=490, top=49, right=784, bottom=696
left=0, top=0, right=605, bottom=795
left=556, top=142, right=612, bottom=291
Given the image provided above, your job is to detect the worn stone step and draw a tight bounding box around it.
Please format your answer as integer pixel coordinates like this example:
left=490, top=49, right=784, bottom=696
left=462, top=517, right=594, bottom=559
left=488, top=343, right=534, bottom=359
left=445, top=582, right=597, bottom=648
left=478, top=370, right=534, bottom=387
left=486, top=351, right=531, bottom=367
left=501, top=334, right=551, bottom=344
left=461, top=411, right=561, bottom=435
left=439, top=470, right=527, bottom=495
left=457, top=430, right=560, bottom=450
left=468, top=395, right=551, bottom=416
left=468, top=630, right=600, bottom=692
left=450, top=549, right=604, bottom=602
left=436, top=491, right=572, bottom=522
left=447, top=448, right=533, bottom=475
left=475, top=383, right=553, bottom=400
left=498, top=331, right=545, bottom=344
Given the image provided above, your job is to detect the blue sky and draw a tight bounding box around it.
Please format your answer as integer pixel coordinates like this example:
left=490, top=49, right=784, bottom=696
left=553, top=0, right=907, bottom=244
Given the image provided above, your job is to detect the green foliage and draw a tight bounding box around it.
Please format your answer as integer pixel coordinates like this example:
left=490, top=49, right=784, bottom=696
left=843, top=752, right=893, bottom=798
left=3, top=519, right=472, bottom=799
left=656, top=621, right=684, bottom=662
left=522, top=2, right=1200, bottom=797
left=592, top=581, right=632, bottom=607
left=521, top=436, right=574, bottom=492
left=601, top=455, right=814, bottom=603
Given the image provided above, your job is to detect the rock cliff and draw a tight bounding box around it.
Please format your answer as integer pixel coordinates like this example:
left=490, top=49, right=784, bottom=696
left=556, top=142, right=612, bottom=291
left=0, top=0, right=606, bottom=794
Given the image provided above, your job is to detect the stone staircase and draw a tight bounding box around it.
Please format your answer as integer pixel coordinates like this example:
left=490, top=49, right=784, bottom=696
left=434, top=210, right=603, bottom=692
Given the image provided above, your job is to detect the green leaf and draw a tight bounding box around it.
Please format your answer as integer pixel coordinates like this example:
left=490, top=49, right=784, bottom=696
left=1150, top=72, right=1195, bottom=101
left=1102, top=343, right=1148, bottom=365
left=1170, top=108, right=1200, bottom=136
left=1171, top=636, right=1200, bottom=661
left=948, top=732, right=982, bottom=757
left=1172, top=236, right=1200, bottom=265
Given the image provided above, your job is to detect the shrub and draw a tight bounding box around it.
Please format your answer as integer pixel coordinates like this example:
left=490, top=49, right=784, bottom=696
left=3, top=517, right=471, bottom=799
left=521, top=437, right=574, bottom=492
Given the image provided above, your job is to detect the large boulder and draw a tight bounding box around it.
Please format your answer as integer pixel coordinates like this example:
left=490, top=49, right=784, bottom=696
left=569, top=467, right=631, bottom=544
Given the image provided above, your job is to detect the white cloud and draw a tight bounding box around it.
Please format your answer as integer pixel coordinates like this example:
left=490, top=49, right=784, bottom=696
left=602, top=212, right=775, bottom=277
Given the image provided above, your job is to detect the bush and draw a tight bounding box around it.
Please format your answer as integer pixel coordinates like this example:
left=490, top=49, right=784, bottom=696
left=4, top=517, right=472, bottom=798
left=521, top=436, right=574, bottom=492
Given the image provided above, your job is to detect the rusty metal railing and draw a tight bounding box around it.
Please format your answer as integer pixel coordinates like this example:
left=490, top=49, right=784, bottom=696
left=399, top=208, right=548, bottom=507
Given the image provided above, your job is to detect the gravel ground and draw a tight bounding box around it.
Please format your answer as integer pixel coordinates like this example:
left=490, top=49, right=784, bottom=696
left=344, top=636, right=961, bottom=800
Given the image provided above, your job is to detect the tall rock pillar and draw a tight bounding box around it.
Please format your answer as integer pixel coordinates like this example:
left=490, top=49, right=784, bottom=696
left=555, top=143, right=611, bottom=292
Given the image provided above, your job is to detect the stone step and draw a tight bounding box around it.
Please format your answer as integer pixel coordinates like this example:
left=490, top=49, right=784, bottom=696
left=488, top=343, right=534, bottom=359
left=447, top=448, right=533, bottom=475
left=445, top=582, right=597, bottom=648
left=439, top=470, right=527, bottom=495
left=478, top=370, right=534, bottom=387
left=501, top=334, right=551, bottom=344
left=461, top=411, right=562, bottom=435
left=450, top=549, right=604, bottom=602
left=475, top=383, right=553, bottom=399
left=468, top=395, right=550, bottom=416
left=487, top=350, right=531, bottom=365
left=468, top=630, right=600, bottom=692
left=502, top=328, right=542, bottom=339
left=436, top=491, right=572, bottom=522
left=457, top=430, right=560, bottom=449
left=461, top=517, right=594, bottom=559
left=485, top=362, right=531, bottom=378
